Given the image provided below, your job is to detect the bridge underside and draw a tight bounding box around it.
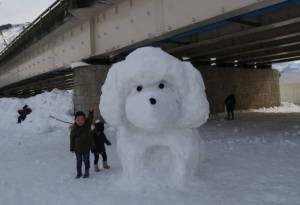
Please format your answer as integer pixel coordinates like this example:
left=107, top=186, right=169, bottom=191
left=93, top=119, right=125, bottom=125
left=101, top=1, right=300, bottom=69
left=0, top=69, right=73, bottom=97
left=1, top=0, right=300, bottom=96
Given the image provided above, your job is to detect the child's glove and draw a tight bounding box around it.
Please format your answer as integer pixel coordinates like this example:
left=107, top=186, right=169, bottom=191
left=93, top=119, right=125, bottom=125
left=70, top=149, right=74, bottom=153
left=89, top=105, right=95, bottom=112
left=107, top=142, right=112, bottom=146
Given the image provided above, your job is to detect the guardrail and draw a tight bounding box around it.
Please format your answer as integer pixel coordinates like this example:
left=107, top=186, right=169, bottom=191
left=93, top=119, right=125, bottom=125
left=0, top=0, right=75, bottom=67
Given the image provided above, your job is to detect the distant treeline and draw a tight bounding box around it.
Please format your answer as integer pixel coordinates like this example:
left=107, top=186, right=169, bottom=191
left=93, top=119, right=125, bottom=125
left=0, top=24, right=13, bottom=32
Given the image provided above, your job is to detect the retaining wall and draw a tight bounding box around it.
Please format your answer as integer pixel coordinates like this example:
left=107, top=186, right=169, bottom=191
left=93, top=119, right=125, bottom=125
left=198, top=66, right=280, bottom=114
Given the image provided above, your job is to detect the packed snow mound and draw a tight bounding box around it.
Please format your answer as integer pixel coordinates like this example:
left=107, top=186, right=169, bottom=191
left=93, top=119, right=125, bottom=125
left=281, top=65, right=300, bottom=73
left=70, top=61, right=91, bottom=69
left=100, top=47, right=209, bottom=188
left=0, top=89, right=74, bottom=133
left=247, top=102, right=300, bottom=113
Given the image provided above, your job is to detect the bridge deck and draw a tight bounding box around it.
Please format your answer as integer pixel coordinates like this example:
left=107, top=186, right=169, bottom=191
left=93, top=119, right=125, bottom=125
left=1, top=0, right=300, bottom=96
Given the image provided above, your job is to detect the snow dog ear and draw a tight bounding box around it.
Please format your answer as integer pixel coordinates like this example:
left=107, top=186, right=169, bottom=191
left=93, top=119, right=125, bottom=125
left=99, top=62, right=125, bottom=128
left=176, top=62, right=210, bottom=128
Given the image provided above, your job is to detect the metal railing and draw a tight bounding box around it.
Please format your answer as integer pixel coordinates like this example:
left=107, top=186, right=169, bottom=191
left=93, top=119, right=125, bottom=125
left=0, top=0, right=75, bottom=67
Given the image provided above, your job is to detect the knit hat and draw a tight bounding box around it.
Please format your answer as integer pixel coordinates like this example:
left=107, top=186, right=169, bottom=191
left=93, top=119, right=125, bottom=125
left=94, top=120, right=104, bottom=132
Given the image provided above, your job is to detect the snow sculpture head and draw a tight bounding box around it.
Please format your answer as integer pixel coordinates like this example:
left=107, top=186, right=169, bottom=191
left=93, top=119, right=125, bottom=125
left=100, top=47, right=209, bottom=188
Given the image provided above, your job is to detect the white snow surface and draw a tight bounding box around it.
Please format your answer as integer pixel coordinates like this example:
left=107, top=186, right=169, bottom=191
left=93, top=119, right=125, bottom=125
left=0, top=89, right=300, bottom=204
left=70, top=61, right=91, bottom=69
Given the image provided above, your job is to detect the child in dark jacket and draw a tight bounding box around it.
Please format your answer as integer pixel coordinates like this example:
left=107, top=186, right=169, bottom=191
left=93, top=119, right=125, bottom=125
left=70, top=105, right=95, bottom=179
left=92, top=120, right=112, bottom=172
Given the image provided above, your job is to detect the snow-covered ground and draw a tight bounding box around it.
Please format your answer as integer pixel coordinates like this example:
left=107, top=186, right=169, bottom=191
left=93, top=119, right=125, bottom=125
left=0, top=89, right=299, bottom=205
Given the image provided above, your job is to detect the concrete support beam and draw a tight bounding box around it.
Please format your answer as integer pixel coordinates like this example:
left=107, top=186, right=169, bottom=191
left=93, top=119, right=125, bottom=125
left=73, top=65, right=110, bottom=121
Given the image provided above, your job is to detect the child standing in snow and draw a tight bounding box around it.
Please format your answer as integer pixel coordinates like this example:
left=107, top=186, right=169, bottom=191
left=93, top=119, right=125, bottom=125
left=70, top=105, right=95, bottom=179
left=92, top=120, right=111, bottom=172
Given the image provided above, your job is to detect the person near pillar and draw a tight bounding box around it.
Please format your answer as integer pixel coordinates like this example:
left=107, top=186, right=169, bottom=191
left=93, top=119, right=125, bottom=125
left=225, top=94, right=236, bottom=120
left=69, top=105, right=95, bottom=179
left=91, top=120, right=112, bottom=172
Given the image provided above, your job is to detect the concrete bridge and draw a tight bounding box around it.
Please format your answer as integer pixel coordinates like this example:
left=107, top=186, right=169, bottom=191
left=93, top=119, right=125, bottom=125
left=0, top=0, right=300, bottom=117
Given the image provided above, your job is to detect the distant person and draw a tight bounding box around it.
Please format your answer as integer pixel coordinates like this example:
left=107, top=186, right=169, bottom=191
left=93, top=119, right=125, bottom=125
left=69, top=105, right=95, bottom=179
left=225, top=94, right=236, bottom=120
left=92, top=120, right=112, bottom=172
left=17, top=105, right=32, bottom=123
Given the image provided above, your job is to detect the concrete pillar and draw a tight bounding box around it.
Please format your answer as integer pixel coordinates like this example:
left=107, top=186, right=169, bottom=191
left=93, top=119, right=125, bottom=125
left=197, top=66, right=280, bottom=114
left=73, top=65, right=110, bottom=122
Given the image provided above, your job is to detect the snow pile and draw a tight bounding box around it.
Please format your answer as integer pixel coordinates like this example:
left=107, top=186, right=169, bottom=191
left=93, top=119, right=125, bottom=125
left=0, top=88, right=74, bottom=133
left=246, top=102, right=300, bottom=113
left=70, top=61, right=91, bottom=69
left=100, top=47, right=209, bottom=189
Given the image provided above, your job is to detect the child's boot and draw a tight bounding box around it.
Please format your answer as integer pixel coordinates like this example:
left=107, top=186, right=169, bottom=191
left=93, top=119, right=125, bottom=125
left=103, top=161, right=110, bottom=169
left=94, top=164, right=100, bottom=172
left=75, top=170, right=82, bottom=179
left=83, top=169, right=89, bottom=178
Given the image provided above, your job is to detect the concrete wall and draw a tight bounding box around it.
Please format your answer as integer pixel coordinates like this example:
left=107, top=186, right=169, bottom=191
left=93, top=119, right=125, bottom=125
left=0, top=21, right=91, bottom=89
left=198, top=66, right=280, bottom=114
left=280, top=83, right=300, bottom=104
left=279, top=72, right=300, bottom=104
left=73, top=65, right=110, bottom=122
left=94, top=0, right=274, bottom=55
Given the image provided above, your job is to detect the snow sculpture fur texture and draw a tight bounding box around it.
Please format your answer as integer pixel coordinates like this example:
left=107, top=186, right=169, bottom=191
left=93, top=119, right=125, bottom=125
left=100, top=47, right=209, bottom=188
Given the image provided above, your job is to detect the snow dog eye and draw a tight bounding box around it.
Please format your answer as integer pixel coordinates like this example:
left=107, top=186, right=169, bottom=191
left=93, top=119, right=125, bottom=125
left=137, top=85, right=143, bottom=92
left=158, top=83, right=164, bottom=89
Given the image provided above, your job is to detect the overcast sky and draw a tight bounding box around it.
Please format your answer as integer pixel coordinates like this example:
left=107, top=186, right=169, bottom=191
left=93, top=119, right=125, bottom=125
left=0, top=0, right=56, bottom=25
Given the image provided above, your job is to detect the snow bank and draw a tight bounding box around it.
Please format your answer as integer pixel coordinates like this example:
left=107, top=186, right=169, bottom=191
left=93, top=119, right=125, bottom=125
left=0, top=89, right=74, bottom=133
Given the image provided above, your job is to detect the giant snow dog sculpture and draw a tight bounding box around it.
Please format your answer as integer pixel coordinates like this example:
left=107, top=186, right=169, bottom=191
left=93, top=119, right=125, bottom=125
left=100, top=47, right=209, bottom=188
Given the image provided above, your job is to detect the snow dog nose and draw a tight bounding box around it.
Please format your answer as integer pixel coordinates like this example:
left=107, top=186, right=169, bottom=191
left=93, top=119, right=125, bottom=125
left=149, top=98, right=156, bottom=105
